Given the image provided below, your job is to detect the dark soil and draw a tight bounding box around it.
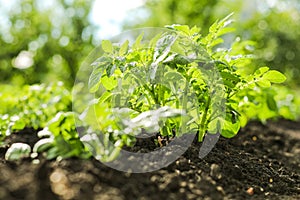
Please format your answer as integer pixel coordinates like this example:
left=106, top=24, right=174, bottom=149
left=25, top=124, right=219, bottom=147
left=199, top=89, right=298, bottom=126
left=0, top=119, right=300, bottom=200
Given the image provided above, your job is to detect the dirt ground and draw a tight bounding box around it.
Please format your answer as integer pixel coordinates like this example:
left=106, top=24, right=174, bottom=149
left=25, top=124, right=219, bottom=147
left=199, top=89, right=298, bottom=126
left=0, top=119, right=300, bottom=200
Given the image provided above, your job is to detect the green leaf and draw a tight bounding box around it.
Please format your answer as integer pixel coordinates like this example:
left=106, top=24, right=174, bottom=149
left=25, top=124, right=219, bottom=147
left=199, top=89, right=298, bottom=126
left=99, top=91, right=113, bottom=103
left=47, top=112, right=75, bottom=136
left=89, top=66, right=103, bottom=93
left=220, top=71, right=240, bottom=82
left=91, top=56, right=112, bottom=67
left=217, top=27, right=235, bottom=37
left=119, top=40, right=129, bottom=56
left=101, top=76, right=117, bottom=91
left=164, top=71, right=185, bottom=82
left=190, top=26, right=201, bottom=35
left=106, top=64, right=116, bottom=77
left=221, top=116, right=240, bottom=138
left=207, top=118, right=222, bottom=134
left=165, top=54, right=193, bottom=65
left=150, top=34, right=178, bottom=80
left=163, top=53, right=177, bottom=63
left=132, top=32, right=144, bottom=49
left=254, top=66, right=269, bottom=76
left=262, top=70, right=286, bottom=83
left=266, top=93, right=278, bottom=111
left=210, top=37, right=224, bottom=47
left=163, top=71, right=185, bottom=92
left=154, top=34, right=177, bottom=61
left=149, top=32, right=163, bottom=48
left=89, top=56, right=112, bottom=93
left=11, top=118, right=26, bottom=130
left=256, top=79, right=271, bottom=88
left=102, top=40, right=113, bottom=53
left=179, top=54, right=196, bottom=64
left=239, top=112, right=248, bottom=128
left=208, top=21, right=218, bottom=35
left=167, top=24, right=190, bottom=35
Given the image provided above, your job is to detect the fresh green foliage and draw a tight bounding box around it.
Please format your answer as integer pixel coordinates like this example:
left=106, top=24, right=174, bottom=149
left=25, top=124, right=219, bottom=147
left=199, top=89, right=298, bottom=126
left=86, top=14, right=287, bottom=163
left=88, top=31, right=202, bottom=143
left=0, top=82, right=71, bottom=142
left=0, top=0, right=95, bottom=87
left=1, top=15, right=291, bottom=162
left=0, top=82, right=91, bottom=160
left=80, top=101, right=184, bottom=162
left=33, top=112, right=90, bottom=160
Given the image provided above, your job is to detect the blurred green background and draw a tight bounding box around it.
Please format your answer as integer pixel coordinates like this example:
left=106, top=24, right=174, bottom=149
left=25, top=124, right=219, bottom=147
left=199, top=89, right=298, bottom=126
left=0, top=0, right=299, bottom=88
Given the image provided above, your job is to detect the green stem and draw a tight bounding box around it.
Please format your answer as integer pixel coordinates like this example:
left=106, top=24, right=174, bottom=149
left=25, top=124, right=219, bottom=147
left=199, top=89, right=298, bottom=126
left=129, top=73, right=157, bottom=107
left=198, top=95, right=211, bottom=141
left=151, top=84, right=159, bottom=105
left=115, top=78, right=122, bottom=107
left=181, top=80, right=189, bottom=134
left=159, top=84, right=165, bottom=106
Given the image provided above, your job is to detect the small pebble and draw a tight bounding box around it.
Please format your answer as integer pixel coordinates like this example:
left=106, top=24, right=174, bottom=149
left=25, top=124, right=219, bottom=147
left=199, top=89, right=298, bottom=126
left=247, top=187, right=254, bottom=195
left=216, top=186, right=225, bottom=195
left=269, top=178, right=273, bottom=183
left=32, top=159, right=40, bottom=165
left=193, top=189, right=203, bottom=195
left=180, top=181, right=187, bottom=187
left=188, top=183, right=195, bottom=189
left=179, top=188, right=185, bottom=193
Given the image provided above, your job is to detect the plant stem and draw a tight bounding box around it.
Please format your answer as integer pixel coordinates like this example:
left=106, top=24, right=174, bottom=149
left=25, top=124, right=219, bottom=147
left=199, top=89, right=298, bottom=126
left=181, top=80, right=189, bottom=134
left=115, top=78, right=122, bottom=107
left=129, top=73, right=157, bottom=107
left=198, top=95, right=211, bottom=141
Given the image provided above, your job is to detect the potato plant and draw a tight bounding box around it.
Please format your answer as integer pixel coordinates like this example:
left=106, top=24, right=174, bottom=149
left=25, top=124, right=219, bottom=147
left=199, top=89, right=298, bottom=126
left=84, top=14, right=286, bottom=156
left=0, top=82, right=71, bottom=141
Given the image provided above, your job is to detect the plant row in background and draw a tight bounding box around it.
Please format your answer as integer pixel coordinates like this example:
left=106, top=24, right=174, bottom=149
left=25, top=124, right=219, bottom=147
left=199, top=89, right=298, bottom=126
left=1, top=15, right=300, bottom=162
left=0, top=83, right=91, bottom=160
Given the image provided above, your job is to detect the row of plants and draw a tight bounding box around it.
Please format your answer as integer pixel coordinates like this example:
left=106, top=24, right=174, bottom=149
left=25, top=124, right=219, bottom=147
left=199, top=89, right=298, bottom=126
left=0, top=83, right=89, bottom=160
left=1, top=15, right=299, bottom=162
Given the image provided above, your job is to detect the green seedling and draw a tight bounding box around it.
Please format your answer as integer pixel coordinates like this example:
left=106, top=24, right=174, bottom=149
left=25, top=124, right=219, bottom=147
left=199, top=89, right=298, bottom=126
left=88, top=15, right=285, bottom=137
left=84, top=14, right=286, bottom=161
left=33, top=112, right=90, bottom=160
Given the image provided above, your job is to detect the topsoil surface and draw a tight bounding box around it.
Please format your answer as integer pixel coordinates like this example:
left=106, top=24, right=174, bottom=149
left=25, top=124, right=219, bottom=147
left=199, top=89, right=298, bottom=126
left=0, top=119, right=300, bottom=200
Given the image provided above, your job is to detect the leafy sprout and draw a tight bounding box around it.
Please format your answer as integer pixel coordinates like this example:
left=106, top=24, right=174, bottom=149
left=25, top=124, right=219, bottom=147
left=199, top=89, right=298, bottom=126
left=84, top=14, right=286, bottom=164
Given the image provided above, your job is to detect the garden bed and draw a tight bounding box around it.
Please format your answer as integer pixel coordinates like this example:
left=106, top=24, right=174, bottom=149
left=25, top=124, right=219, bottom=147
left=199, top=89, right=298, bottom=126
left=0, top=119, right=299, bottom=200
